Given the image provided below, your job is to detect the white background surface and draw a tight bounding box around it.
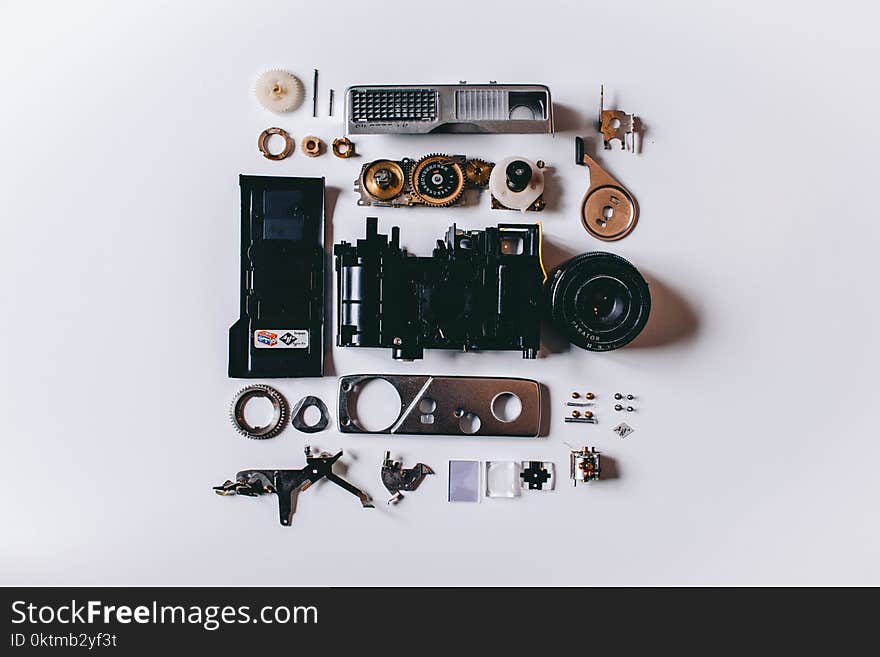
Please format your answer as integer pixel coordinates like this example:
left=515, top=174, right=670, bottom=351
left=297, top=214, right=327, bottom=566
left=1, top=0, right=878, bottom=586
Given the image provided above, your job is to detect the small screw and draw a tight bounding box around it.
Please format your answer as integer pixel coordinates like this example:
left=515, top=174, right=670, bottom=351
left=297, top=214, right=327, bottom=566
left=392, top=337, right=402, bottom=346
left=626, top=406, right=635, bottom=412
left=614, top=393, right=623, bottom=400
left=571, top=392, right=580, bottom=399
left=626, top=394, right=635, bottom=400
left=614, top=404, right=623, bottom=411
left=454, top=408, right=464, bottom=418
left=585, top=392, right=595, bottom=400
left=571, top=410, right=581, bottom=418
left=583, top=410, right=594, bottom=419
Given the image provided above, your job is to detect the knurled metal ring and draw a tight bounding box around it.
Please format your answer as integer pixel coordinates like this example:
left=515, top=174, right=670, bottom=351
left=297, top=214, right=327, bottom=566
left=230, top=384, right=289, bottom=439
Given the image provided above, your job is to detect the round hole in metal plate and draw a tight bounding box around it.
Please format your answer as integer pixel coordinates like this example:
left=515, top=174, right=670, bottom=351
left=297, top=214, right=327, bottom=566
left=352, top=378, right=402, bottom=431
left=491, top=392, right=522, bottom=423
left=419, top=397, right=437, bottom=413
left=458, top=412, right=481, bottom=434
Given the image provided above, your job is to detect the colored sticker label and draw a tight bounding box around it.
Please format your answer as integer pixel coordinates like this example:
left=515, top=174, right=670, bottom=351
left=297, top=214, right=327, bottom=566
left=253, top=329, right=309, bottom=349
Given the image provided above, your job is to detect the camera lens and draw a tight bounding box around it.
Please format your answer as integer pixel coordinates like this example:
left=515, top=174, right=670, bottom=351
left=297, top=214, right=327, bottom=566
left=545, top=252, right=651, bottom=351
left=505, top=160, right=532, bottom=192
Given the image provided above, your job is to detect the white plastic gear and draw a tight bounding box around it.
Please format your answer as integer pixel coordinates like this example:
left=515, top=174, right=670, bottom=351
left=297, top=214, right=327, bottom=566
left=254, top=70, right=304, bottom=113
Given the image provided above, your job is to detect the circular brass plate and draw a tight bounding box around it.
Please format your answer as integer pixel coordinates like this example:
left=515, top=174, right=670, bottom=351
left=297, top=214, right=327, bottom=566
left=301, top=135, right=323, bottom=157
left=332, top=137, right=354, bottom=158
left=363, top=160, right=405, bottom=201
left=258, top=127, right=294, bottom=160
left=581, top=185, right=638, bottom=241
left=411, top=155, right=464, bottom=206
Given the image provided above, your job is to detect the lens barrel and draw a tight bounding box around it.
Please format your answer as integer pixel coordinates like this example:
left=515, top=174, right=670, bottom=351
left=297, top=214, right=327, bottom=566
left=545, top=252, right=651, bottom=351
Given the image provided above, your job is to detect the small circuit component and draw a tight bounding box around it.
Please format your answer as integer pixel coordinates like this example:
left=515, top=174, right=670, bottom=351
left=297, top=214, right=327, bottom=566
left=570, top=446, right=601, bottom=485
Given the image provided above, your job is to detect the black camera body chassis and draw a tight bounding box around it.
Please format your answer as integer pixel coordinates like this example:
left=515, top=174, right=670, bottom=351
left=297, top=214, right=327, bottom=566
left=334, top=217, right=545, bottom=360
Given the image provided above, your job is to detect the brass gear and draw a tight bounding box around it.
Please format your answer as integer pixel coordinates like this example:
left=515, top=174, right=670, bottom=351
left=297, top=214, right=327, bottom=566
left=411, top=154, right=465, bottom=206
left=463, top=158, right=494, bottom=187
left=362, top=160, right=406, bottom=201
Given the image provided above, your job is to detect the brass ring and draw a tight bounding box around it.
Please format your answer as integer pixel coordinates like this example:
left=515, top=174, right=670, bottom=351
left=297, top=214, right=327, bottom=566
left=332, top=137, right=355, bottom=158
left=301, top=135, right=324, bottom=157
left=258, top=127, right=294, bottom=161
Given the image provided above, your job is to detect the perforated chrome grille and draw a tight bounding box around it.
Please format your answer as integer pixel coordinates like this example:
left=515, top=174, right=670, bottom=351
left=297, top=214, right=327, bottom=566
left=350, top=88, right=437, bottom=122
left=455, top=89, right=508, bottom=121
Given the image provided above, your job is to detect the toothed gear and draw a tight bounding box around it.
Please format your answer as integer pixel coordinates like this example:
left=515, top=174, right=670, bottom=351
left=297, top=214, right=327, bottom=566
left=229, top=384, right=289, bottom=439
left=254, top=70, right=304, bottom=113
left=464, top=159, right=494, bottom=187
left=411, top=154, right=465, bottom=206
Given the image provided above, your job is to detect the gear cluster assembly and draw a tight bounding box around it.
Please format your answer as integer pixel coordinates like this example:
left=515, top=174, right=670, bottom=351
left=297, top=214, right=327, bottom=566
left=356, top=154, right=546, bottom=212
left=356, top=154, right=485, bottom=208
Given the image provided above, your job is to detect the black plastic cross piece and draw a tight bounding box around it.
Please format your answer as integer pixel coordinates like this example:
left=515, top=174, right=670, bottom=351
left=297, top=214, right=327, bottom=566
left=520, top=461, right=551, bottom=490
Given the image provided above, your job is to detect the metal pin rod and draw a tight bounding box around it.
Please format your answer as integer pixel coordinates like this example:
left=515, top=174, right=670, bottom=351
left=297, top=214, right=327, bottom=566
left=312, top=69, right=318, bottom=117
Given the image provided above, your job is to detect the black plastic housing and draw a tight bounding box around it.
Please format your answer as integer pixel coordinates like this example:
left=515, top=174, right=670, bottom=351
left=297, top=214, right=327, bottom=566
left=334, top=218, right=544, bottom=360
left=229, top=175, right=325, bottom=378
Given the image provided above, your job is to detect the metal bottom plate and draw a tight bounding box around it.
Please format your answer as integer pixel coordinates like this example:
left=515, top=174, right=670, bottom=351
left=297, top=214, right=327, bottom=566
left=337, top=375, right=543, bottom=437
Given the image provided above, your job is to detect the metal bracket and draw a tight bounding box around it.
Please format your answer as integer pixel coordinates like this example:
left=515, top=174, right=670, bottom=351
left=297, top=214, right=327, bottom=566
left=575, top=136, right=639, bottom=241
left=214, top=447, right=373, bottom=526
left=599, top=85, right=640, bottom=153
left=381, top=452, right=434, bottom=504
